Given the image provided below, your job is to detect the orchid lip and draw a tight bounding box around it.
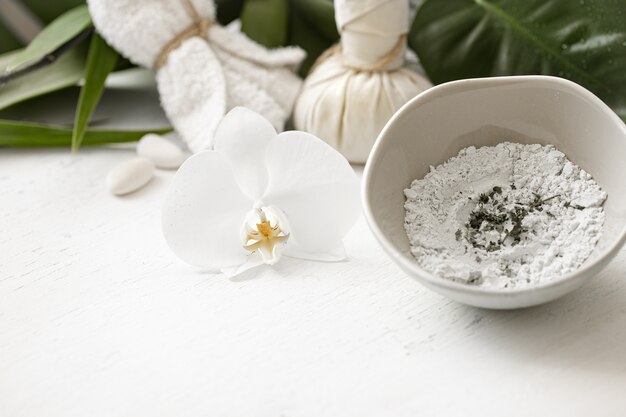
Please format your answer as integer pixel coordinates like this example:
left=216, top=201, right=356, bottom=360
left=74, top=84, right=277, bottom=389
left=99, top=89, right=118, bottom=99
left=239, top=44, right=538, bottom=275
left=242, top=206, right=290, bottom=265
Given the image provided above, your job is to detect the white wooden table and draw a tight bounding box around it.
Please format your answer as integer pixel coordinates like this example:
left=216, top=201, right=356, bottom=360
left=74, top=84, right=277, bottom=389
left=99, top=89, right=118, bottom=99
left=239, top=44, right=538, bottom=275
left=2, top=146, right=626, bottom=416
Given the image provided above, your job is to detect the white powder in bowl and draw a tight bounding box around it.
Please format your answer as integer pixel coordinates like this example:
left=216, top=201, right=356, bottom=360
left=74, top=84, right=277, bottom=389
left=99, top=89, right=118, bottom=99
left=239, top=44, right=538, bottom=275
left=403, top=142, right=607, bottom=289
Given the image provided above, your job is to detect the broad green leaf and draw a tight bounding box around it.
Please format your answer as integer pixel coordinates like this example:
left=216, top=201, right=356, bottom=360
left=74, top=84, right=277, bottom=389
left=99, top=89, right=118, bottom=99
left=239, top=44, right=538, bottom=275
left=0, top=119, right=170, bottom=147
left=288, top=0, right=338, bottom=75
left=237, top=0, right=337, bottom=74
left=291, top=0, right=337, bottom=41
left=289, top=9, right=332, bottom=76
left=21, top=0, right=86, bottom=24
left=72, top=33, right=118, bottom=152
left=410, top=0, right=626, bottom=121
left=241, top=0, right=289, bottom=48
left=0, top=24, right=22, bottom=54
left=9, top=5, right=91, bottom=71
left=1, top=84, right=169, bottom=132
left=0, top=48, right=85, bottom=110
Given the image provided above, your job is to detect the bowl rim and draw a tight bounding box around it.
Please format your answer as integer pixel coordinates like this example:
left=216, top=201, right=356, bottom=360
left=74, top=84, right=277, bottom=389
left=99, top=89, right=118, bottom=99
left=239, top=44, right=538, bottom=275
left=362, top=75, right=626, bottom=296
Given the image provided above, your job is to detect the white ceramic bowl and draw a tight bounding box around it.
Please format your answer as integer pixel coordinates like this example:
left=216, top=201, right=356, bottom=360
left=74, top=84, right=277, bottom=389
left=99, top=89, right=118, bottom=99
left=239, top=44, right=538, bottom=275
left=363, top=76, right=626, bottom=309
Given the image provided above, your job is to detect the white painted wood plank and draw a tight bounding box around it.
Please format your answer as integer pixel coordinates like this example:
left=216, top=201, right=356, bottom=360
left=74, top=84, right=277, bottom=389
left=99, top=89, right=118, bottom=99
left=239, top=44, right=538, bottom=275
left=1, top=148, right=625, bottom=417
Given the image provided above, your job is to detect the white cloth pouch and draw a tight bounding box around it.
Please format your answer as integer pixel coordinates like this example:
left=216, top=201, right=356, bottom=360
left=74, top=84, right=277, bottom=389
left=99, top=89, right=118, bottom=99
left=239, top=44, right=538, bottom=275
left=294, top=0, right=432, bottom=163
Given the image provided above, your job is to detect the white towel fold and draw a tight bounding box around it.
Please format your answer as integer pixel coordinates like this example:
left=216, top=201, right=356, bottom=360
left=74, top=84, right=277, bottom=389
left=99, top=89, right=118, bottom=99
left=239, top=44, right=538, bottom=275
left=88, top=0, right=305, bottom=152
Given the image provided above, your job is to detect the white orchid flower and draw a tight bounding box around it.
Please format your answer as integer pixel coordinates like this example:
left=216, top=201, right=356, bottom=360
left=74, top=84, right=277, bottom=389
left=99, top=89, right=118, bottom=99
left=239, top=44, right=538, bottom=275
left=162, top=107, right=360, bottom=276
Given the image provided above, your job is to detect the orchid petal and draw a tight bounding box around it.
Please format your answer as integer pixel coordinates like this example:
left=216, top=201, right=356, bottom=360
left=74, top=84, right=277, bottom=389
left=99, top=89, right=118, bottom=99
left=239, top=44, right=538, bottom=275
left=263, top=131, right=360, bottom=253
left=162, top=151, right=251, bottom=269
left=221, top=255, right=264, bottom=278
left=213, top=107, right=276, bottom=200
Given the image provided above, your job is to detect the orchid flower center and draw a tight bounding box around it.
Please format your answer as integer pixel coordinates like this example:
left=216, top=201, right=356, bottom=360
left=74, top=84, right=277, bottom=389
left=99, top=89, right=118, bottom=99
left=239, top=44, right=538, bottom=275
left=242, top=206, right=290, bottom=265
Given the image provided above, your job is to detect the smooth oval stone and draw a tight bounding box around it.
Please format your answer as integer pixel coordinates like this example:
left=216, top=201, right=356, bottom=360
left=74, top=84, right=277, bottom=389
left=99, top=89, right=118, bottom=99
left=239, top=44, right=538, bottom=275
left=106, top=157, right=154, bottom=196
left=136, top=133, right=185, bottom=169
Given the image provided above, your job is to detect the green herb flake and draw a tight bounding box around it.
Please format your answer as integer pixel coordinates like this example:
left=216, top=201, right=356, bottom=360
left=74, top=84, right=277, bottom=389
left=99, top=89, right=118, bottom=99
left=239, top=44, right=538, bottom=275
left=461, top=184, right=564, bottom=252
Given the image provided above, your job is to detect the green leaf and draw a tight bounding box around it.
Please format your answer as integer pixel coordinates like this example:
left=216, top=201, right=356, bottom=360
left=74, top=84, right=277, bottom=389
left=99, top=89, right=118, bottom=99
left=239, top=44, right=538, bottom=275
left=288, top=0, right=338, bottom=75
left=0, top=48, right=85, bottom=110
left=291, top=0, right=337, bottom=41
left=21, top=0, right=86, bottom=24
left=0, top=24, right=23, bottom=54
left=0, top=119, right=171, bottom=147
left=409, top=0, right=626, bottom=121
left=241, top=0, right=289, bottom=48
left=72, top=33, right=118, bottom=152
left=9, top=5, right=91, bottom=71
left=288, top=10, right=331, bottom=76
left=236, top=0, right=337, bottom=75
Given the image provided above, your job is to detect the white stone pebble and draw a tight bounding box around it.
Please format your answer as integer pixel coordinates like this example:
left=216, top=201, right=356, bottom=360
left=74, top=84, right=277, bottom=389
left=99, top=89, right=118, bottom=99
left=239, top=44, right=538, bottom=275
left=106, top=157, right=154, bottom=196
left=136, top=133, right=185, bottom=169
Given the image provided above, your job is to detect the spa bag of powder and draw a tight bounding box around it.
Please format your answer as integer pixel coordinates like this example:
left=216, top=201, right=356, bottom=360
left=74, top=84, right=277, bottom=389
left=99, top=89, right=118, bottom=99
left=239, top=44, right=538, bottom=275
left=294, top=0, right=432, bottom=163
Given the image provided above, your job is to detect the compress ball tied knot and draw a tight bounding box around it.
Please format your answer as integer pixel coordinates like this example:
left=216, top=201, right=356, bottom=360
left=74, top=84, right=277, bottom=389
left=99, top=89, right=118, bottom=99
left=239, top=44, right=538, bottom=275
left=294, top=0, right=432, bottom=164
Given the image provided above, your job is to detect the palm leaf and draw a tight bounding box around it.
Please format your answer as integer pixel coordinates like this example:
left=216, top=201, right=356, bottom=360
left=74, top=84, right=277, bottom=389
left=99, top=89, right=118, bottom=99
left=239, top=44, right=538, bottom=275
left=0, top=47, right=85, bottom=110
left=8, top=5, right=91, bottom=71
left=0, top=119, right=170, bottom=147
left=72, top=32, right=118, bottom=152
left=241, top=0, right=289, bottom=48
left=410, top=0, right=626, bottom=121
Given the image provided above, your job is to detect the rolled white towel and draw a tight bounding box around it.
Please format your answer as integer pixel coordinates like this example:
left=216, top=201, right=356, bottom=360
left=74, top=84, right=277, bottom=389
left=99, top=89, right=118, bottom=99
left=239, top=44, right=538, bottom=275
left=88, top=0, right=305, bottom=153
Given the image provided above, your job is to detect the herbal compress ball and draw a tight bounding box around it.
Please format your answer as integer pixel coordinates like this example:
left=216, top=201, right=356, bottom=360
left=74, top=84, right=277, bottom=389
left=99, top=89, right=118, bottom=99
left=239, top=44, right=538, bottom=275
left=294, top=0, right=432, bottom=164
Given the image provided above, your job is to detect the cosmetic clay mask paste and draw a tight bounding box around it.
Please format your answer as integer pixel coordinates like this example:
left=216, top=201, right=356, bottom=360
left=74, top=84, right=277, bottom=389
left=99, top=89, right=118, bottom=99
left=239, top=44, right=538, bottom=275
left=403, top=142, right=607, bottom=289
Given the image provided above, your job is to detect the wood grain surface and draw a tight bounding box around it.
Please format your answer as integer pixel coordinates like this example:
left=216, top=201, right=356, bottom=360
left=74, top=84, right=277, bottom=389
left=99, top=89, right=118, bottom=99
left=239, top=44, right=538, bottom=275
left=1, top=147, right=625, bottom=416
